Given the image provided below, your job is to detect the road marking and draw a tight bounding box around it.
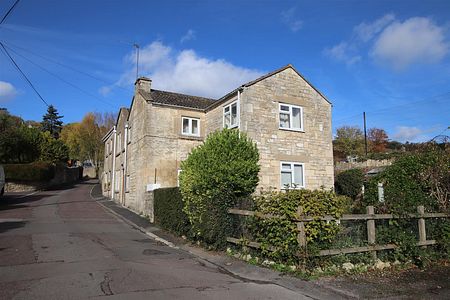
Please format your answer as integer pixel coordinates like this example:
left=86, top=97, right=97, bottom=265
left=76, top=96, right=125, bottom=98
left=17, top=191, right=40, bottom=199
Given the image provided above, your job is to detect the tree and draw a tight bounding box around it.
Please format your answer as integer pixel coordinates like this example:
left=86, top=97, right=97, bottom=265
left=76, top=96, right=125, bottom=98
left=41, top=105, right=64, bottom=139
left=333, top=126, right=365, bottom=160
left=368, top=128, right=389, bottom=153
left=39, top=131, right=69, bottom=163
left=179, top=129, right=260, bottom=249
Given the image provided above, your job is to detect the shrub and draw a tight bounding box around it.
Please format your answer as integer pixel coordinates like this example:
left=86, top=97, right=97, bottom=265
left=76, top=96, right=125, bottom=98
left=154, top=187, right=190, bottom=236
left=251, top=189, right=349, bottom=264
left=179, top=129, right=260, bottom=249
left=4, top=161, right=55, bottom=181
left=335, top=169, right=364, bottom=200
left=364, top=149, right=449, bottom=214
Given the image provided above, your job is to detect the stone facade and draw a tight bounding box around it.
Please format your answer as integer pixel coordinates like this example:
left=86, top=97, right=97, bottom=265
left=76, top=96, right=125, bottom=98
left=102, top=65, right=334, bottom=221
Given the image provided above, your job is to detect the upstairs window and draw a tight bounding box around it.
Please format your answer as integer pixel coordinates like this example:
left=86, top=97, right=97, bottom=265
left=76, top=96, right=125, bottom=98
left=280, top=162, right=305, bottom=189
left=127, top=127, right=132, bottom=144
left=223, top=101, right=238, bottom=128
left=182, top=117, right=200, bottom=136
left=279, top=103, right=303, bottom=131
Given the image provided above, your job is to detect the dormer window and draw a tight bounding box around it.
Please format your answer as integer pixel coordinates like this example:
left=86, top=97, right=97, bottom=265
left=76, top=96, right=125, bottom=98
left=223, top=101, right=238, bottom=128
left=279, top=103, right=303, bottom=131
left=182, top=117, right=200, bottom=136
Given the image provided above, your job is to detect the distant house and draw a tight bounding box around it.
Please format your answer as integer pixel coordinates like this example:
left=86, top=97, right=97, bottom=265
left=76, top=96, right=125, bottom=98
left=102, top=64, right=334, bottom=220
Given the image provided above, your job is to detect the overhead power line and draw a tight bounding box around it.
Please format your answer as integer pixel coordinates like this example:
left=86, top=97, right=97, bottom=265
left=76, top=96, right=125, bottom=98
left=0, top=42, right=49, bottom=107
left=1, top=40, right=131, bottom=92
left=3, top=43, right=116, bottom=108
left=0, top=0, right=20, bottom=25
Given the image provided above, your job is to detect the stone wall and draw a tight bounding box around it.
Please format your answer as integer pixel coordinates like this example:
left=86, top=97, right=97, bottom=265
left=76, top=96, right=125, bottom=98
left=335, top=159, right=393, bottom=173
left=5, top=166, right=82, bottom=193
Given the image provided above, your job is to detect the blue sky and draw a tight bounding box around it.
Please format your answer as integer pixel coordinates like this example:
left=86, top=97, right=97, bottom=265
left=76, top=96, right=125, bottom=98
left=0, top=0, right=449, bottom=142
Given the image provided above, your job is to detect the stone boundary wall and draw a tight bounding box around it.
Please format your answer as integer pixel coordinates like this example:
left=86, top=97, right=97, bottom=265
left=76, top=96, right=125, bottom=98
left=5, top=166, right=83, bottom=193
left=335, top=159, right=393, bottom=173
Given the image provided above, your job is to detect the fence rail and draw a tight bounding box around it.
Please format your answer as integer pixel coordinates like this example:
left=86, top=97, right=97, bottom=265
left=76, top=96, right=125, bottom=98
left=227, top=205, right=449, bottom=258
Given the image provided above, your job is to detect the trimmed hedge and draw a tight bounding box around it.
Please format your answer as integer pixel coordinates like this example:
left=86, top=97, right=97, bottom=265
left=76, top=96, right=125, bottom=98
left=335, top=168, right=364, bottom=200
left=154, top=187, right=190, bottom=236
left=4, top=162, right=55, bottom=182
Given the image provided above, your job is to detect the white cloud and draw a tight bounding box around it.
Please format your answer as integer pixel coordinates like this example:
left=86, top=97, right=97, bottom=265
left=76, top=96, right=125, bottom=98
left=325, top=15, right=448, bottom=70
left=281, top=7, right=303, bottom=33
left=371, top=17, right=449, bottom=70
left=0, top=81, right=18, bottom=102
left=393, top=126, right=425, bottom=142
left=324, top=42, right=361, bottom=65
left=106, top=41, right=264, bottom=99
left=180, top=29, right=196, bottom=43
left=354, top=14, right=395, bottom=42
left=98, top=86, right=112, bottom=96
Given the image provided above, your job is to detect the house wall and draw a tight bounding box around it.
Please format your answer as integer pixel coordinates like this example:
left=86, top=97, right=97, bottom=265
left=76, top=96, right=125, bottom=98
left=240, top=68, right=334, bottom=190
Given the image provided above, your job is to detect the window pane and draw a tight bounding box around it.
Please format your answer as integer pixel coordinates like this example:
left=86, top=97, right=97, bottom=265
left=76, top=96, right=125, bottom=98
left=281, top=163, right=291, bottom=170
left=224, top=113, right=231, bottom=127
left=281, top=171, right=292, bottom=187
left=224, top=106, right=230, bottom=113
left=231, top=103, right=237, bottom=125
left=192, top=119, right=199, bottom=135
left=279, top=113, right=290, bottom=128
left=182, top=118, right=190, bottom=133
left=280, top=105, right=289, bottom=111
left=293, top=164, right=303, bottom=186
left=292, top=107, right=301, bottom=129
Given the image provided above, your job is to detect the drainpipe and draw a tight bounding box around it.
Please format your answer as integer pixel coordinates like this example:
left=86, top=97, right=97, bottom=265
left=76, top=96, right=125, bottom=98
left=123, top=123, right=129, bottom=204
left=111, top=126, right=117, bottom=200
left=237, top=89, right=240, bottom=129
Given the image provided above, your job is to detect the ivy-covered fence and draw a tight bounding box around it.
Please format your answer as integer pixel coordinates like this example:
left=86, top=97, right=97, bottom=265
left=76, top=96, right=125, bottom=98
left=228, top=205, right=449, bottom=259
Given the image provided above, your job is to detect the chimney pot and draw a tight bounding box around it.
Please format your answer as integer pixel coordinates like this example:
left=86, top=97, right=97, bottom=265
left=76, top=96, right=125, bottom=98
left=135, top=77, right=152, bottom=94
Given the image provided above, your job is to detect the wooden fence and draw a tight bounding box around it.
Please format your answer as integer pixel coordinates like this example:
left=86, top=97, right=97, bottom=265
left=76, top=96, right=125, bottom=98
left=227, top=206, right=449, bottom=258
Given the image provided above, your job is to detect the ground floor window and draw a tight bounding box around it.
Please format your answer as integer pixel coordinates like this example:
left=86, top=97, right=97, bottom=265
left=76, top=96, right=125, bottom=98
left=280, top=161, right=305, bottom=189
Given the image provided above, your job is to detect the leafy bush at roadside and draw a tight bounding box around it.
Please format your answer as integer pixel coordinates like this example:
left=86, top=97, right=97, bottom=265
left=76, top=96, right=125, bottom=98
left=4, top=161, right=55, bottom=182
left=154, top=187, right=190, bottom=236
left=251, top=189, right=349, bottom=264
left=179, top=129, right=260, bottom=249
left=335, top=169, right=364, bottom=200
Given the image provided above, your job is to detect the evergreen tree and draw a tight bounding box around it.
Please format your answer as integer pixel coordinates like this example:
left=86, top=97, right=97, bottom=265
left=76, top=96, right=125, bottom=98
left=41, top=105, right=63, bottom=139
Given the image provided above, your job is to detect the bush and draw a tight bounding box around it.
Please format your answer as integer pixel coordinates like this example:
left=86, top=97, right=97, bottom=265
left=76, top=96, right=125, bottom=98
left=179, top=129, right=260, bottom=249
left=251, top=189, right=349, bottom=264
left=4, top=161, right=55, bottom=181
left=154, top=187, right=190, bottom=236
left=335, top=169, right=364, bottom=200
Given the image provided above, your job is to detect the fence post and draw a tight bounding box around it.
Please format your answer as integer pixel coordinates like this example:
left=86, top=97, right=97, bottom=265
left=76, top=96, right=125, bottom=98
left=417, top=205, right=426, bottom=248
left=366, top=206, right=377, bottom=260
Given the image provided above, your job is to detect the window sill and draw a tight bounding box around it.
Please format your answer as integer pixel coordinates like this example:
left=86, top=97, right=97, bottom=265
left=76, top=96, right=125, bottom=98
left=224, top=124, right=239, bottom=129
left=179, top=135, right=203, bottom=141
left=279, top=127, right=305, bottom=133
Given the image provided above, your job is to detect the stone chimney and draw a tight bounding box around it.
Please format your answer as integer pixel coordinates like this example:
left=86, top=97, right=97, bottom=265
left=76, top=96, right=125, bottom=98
left=135, top=77, right=152, bottom=94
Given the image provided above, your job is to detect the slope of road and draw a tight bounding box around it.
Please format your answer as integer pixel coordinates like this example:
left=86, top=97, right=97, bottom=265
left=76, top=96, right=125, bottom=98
left=0, top=181, right=345, bottom=299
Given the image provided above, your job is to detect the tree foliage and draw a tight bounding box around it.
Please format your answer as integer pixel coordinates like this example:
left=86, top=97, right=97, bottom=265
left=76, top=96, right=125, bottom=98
left=60, top=112, right=116, bottom=167
left=368, top=128, right=389, bottom=153
left=333, top=126, right=365, bottom=160
left=335, top=169, right=364, bottom=200
left=41, top=105, right=64, bottom=139
left=179, top=129, right=260, bottom=249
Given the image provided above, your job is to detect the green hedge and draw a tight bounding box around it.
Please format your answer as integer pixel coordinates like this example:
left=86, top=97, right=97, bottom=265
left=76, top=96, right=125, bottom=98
left=4, top=162, right=55, bottom=182
left=154, top=187, right=190, bottom=236
left=335, top=168, right=364, bottom=200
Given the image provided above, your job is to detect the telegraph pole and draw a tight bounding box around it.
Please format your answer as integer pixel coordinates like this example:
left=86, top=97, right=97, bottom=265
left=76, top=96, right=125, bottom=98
left=363, top=112, right=368, bottom=157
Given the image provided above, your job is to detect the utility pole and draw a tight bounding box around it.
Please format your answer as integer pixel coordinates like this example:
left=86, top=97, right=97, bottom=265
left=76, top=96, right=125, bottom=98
left=133, top=43, right=140, bottom=80
left=363, top=111, right=368, bottom=157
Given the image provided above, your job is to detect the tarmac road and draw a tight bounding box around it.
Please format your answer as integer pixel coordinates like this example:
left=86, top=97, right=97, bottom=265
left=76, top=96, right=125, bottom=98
left=0, top=181, right=319, bottom=299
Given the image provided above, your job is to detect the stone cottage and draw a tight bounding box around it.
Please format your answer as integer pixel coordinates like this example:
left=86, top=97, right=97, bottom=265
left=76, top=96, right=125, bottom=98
left=102, top=64, right=334, bottom=221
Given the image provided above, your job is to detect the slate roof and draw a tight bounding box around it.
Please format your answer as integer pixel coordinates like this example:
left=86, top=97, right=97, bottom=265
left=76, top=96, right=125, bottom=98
left=139, top=89, right=216, bottom=110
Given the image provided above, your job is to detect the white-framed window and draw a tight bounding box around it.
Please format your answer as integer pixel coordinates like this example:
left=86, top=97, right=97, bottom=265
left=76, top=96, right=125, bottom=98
left=126, top=126, right=131, bottom=144
left=125, top=175, right=130, bottom=192
left=280, top=162, right=305, bottom=189
left=223, top=101, right=238, bottom=128
left=181, top=117, right=200, bottom=136
left=114, top=170, right=120, bottom=192
left=279, top=103, right=303, bottom=131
